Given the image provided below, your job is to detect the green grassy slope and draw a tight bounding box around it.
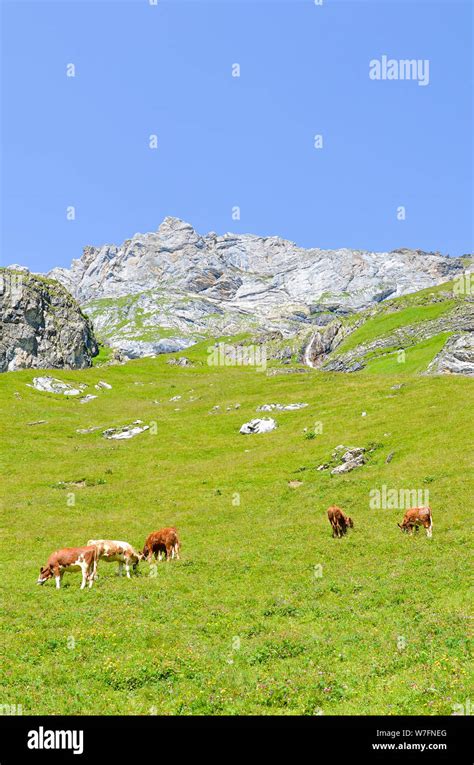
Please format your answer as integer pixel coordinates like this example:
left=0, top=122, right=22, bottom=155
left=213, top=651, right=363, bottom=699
left=1, top=340, right=472, bottom=715
left=325, top=279, right=473, bottom=373
left=336, top=302, right=454, bottom=354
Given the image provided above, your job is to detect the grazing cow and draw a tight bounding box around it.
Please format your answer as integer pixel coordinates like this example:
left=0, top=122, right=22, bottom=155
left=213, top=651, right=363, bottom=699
left=87, top=540, right=143, bottom=578
left=142, top=527, right=180, bottom=562
left=327, top=505, right=354, bottom=538
left=37, top=546, right=98, bottom=590
left=398, top=507, right=433, bottom=537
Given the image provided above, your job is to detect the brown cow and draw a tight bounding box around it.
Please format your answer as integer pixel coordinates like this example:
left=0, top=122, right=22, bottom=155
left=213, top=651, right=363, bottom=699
left=37, top=546, right=98, bottom=589
left=87, top=540, right=143, bottom=578
left=398, top=507, right=433, bottom=537
left=327, top=505, right=354, bottom=538
left=142, top=527, right=180, bottom=562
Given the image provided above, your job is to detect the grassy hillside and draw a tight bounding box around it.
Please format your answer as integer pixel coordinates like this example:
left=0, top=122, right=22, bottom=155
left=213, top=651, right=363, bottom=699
left=323, top=279, right=472, bottom=373
left=336, top=301, right=454, bottom=354
left=1, top=337, right=472, bottom=716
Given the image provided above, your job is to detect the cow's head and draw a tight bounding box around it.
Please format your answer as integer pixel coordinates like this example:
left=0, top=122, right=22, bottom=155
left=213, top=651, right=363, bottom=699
left=132, top=552, right=145, bottom=570
left=37, top=565, right=53, bottom=585
left=347, top=516, right=354, bottom=528
left=398, top=522, right=409, bottom=533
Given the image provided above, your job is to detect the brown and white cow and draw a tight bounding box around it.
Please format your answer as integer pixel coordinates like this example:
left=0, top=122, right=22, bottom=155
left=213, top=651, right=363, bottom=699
left=327, top=505, right=354, bottom=538
left=87, top=540, right=143, bottom=578
left=142, top=527, right=180, bottom=562
left=37, top=546, right=98, bottom=589
left=398, top=507, right=433, bottom=537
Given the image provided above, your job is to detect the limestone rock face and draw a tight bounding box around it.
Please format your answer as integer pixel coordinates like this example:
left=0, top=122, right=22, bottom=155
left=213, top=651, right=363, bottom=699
left=426, top=333, right=474, bottom=376
left=47, top=217, right=464, bottom=357
left=0, top=269, right=98, bottom=372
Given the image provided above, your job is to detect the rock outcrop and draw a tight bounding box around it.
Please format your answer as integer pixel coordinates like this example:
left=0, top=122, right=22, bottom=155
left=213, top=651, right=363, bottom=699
left=103, top=420, right=149, bottom=440
left=426, top=333, right=474, bottom=376
left=47, top=217, right=464, bottom=357
left=240, top=418, right=277, bottom=434
left=0, top=269, right=98, bottom=372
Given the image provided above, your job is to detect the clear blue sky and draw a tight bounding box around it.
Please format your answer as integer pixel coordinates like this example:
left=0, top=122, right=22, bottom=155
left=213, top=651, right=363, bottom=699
left=1, top=0, right=472, bottom=272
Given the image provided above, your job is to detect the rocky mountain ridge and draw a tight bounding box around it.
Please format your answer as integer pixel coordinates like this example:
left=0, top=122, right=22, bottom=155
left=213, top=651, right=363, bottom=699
left=47, top=217, right=465, bottom=358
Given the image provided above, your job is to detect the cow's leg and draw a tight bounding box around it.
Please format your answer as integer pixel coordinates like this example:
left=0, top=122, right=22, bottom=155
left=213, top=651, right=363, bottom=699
left=174, top=544, right=180, bottom=560
left=80, top=564, right=87, bottom=590
left=425, top=520, right=433, bottom=538
left=88, top=566, right=95, bottom=588
left=124, top=560, right=131, bottom=579
left=166, top=543, right=172, bottom=560
left=54, top=566, right=62, bottom=589
left=118, top=561, right=124, bottom=577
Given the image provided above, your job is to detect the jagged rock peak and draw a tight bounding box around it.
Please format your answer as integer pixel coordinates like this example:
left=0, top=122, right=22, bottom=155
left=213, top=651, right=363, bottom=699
left=48, top=217, right=464, bottom=311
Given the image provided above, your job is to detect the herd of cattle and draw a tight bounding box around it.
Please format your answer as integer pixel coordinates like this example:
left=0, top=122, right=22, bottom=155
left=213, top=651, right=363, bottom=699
left=37, top=506, right=434, bottom=590
left=37, top=527, right=180, bottom=590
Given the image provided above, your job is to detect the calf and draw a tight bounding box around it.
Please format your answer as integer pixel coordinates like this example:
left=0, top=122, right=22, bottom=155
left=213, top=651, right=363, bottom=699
left=87, top=540, right=143, bottom=578
left=327, top=505, right=354, bottom=538
left=37, top=546, right=98, bottom=590
left=398, top=507, right=433, bottom=537
left=142, top=527, right=180, bottom=562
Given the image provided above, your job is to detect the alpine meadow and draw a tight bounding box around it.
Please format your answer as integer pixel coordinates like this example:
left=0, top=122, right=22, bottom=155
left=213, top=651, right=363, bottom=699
left=1, top=0, right=472, bottom=731
left=1, top=279, right=472, bottom=715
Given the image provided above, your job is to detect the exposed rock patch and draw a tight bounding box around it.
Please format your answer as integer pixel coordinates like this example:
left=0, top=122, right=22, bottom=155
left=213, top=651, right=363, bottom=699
left=29, top=376, right=86, bottom=396
left=103, top=420, right=150, bottom=440
left=240, top=418, right=277, bottom=434
left=167, top=357, right=194, bottom=367
left=0, top=269, right=97, bottom=372
left=426, top=333, right=474, bottom=376
left=257, top=403, right=308, bottom=412
left=317, top=445, right=367, bottom=475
